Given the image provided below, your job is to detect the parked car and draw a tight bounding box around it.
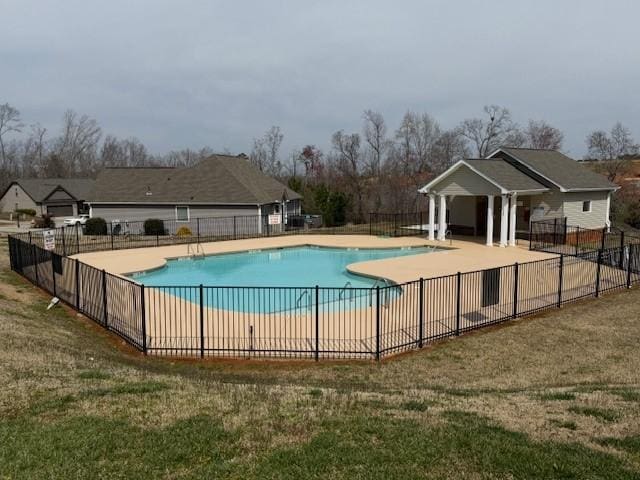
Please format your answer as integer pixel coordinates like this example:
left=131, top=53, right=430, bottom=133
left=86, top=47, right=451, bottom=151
left=63, top=214, right=90, bottom=226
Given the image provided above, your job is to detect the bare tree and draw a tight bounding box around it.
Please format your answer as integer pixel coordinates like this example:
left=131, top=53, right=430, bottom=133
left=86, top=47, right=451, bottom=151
left=54, top=110, right=102, bottom=175
left=524, top=120, right=564, bottom=150
left=250, top=126, right=284, bottom=177
left=362, top=110, right=389, bottom=176
left=21, top=124, right=48, bottom=176
left=432, top=129, right=469, bottom=173
left=0, top=103, right=23, bottom=167
left=331, top=130, right=365, bottom=221
left=459, top=105, right=522, bottom=157
left=586, top=122, right=639, bottom=180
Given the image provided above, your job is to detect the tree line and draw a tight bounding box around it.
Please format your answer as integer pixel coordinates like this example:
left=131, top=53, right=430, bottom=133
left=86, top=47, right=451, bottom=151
left=1, top=102, right=638, bottom=225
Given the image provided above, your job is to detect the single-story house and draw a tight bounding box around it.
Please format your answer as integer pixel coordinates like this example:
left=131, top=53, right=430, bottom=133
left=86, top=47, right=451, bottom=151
left=88, top=154, right=302, bottom=233
left=0, top=178, right=94, bottom=217
left=418, top=147, right=618, bottom=247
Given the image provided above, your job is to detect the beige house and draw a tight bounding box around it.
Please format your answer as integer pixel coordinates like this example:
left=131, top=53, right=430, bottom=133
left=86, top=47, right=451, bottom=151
left=418, top=147, right=618, bottom=247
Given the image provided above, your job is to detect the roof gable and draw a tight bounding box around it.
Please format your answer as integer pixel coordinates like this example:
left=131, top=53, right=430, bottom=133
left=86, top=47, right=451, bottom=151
left=490, top=147, right=618, bottom=192
left=419, top=159, right=548, bottom=195
left=3, top=178, right=94, bottom=202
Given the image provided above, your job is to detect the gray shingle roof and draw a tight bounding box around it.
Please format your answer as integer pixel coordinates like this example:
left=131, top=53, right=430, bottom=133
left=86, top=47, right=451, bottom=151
left=90, top=154, right=301, bottom=205
left=10, top=178, right=95, bottom=202
left=497, top=147, right=617, bottom=191
left=464, top=159, right=548, bottom=192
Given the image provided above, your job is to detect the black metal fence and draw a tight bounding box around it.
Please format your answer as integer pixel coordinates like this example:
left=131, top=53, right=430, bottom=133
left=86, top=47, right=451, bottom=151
left=10, top=211, right=430, bottom=256
left=8, top=230, right=640, bottom=360
left=530, top=218, right=640, bottom=255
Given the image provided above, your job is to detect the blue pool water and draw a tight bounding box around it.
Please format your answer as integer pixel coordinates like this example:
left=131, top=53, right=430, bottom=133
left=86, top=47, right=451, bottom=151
left=131, top=246, right=435, bottom=313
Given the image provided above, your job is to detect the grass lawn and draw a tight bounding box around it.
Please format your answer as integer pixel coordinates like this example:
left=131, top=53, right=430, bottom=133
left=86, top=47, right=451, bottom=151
left=1, top=239, right=640, bottom=479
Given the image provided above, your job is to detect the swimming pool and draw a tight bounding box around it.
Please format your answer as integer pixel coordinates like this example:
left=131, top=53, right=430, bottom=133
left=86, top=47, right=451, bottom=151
left=131, top=245, right=436, bottom=313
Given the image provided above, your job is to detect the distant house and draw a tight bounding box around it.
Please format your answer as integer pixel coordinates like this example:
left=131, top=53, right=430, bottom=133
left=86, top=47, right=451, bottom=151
left=0, top=178, right=94, bottom=217
left=88, top=154, right=302, bottom=226
left=419, top=147, right=618, bottom=247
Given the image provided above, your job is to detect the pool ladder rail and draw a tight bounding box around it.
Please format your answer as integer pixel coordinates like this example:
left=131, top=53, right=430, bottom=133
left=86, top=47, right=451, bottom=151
left=338, top=281, right=354, bottom=302
left=370, top=278, right=395, bottom=307
left=187, top=242, right=205, bottom=259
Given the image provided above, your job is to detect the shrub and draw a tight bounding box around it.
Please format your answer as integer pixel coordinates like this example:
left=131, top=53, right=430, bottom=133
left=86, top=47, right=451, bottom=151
left=16, top=208, right=36, bottom=217
left=85, top=217, right=107, bottom=235
left=32, top=214, right=55, bottom=229
left=144, top=218, right=166, bottom=236
left=176, top=226, right=192, bottom=237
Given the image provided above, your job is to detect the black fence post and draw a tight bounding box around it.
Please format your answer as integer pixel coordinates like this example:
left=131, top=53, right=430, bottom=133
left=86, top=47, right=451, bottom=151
left=28, top=230, right=32, bottom=245
left=600, top=227, right=607, bottom=251
left=393, top=213, right=398, bottom=237
left=110, top=223, right=114, bottom=250
left=627, top=245, right=634, bottom=289
left=558, top=254, right=564, bottom=308
left=75, top=259, right=80, bottom=309
left=61, top=226, right=66, bottom=256
left=51, top=253, right=57, bottom=297
left=576, top=227, right=580, bottom=255
left=315, top=285, right=319, bottom=361
left=75, top=223, right=80, bottom=254
left=102, top=269, right=108, bottom=329
left=369, top=213, right=372, bottom=236
left=197, top=218, right=200, bottom=243
left=233, top=216, right=237, bottom=240
left=156, top=233, right=159, bottom=247
left=513, top=262, right=519, bottom=318
left=33, top=244, right=39, bottom=286
left=595, top=249, right=602, bottom=298
left=375, top=286, right=380, bottom=361
left=455, top=272, right=461, bottom=336
left=140, top=284, right=147, bottom=354
left=199, top=284, right=204, bottom=358
left=418, top=278, right=424, bottom=348
left=619, top=232, right=625, bottom=269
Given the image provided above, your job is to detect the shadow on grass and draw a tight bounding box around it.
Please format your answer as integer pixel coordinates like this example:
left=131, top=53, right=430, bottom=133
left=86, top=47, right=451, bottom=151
left=246, top=411, right=639, bottom=479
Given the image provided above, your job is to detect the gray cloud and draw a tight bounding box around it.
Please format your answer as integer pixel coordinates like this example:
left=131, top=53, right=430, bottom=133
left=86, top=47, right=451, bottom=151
left=1, top=0, right=639, bottom=157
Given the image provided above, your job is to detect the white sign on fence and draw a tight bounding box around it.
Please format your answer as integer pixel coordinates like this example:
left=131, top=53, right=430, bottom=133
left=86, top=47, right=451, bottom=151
left=268, top=214, right=281, bottom=225
left=43, top=229, right=56, bottom=251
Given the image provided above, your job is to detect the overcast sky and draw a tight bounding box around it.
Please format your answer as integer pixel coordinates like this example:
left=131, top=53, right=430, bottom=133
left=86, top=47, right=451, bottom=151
left=2, top=0, right=639, bottom=158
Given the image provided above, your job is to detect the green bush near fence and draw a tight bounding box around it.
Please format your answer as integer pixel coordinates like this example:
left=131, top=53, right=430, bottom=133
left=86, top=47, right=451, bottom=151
left=85, top=218, right=107, bottom=235
left=144, top=219, right=166, bottom=236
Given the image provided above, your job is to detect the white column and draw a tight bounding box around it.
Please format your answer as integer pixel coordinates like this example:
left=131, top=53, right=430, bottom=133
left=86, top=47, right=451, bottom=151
left=509, top=193, right=518, bottom=246
left=605, top=192, right=611, bottom=230
left=437, top=195, right=447, bottom=241
left=486, top=195, right=494, bottom=246
left=500, top=194, right=509, bottom=247
left=428, top=194, right=435, bottom=241
left=257, top=205, right=262, bottom=234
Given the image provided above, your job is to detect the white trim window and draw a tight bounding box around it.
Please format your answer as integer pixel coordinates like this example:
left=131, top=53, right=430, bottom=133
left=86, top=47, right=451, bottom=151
left=175, top=206, right=190, bottom=222
left=582, top=200, right=592, bottom=213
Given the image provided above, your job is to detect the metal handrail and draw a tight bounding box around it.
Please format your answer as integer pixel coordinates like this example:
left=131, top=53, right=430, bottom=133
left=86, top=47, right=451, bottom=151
left=338, top=281, right=353, bottom=301
left=295, top=289, right=310, bottom=309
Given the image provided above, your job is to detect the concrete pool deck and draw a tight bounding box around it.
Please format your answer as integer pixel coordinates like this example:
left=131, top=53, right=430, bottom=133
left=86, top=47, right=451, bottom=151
left=72, top=234, right=556, bottom=283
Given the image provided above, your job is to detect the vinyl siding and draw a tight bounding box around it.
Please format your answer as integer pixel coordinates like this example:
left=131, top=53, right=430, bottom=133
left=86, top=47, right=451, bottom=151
left=90, top=204, right=258, bottom=223
left=432, top=165, right=501, bottom=196
left=529, top=191, right=564, bottom=220
left=562, top=191, right=609, bottom=229
left=0, top=184, right=39, bottom=213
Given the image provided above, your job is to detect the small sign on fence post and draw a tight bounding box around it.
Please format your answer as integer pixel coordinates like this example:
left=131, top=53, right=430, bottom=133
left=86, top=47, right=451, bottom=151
left=43, top=229, right=56, bottom=251
left=268, top=214, right=281, bottom=225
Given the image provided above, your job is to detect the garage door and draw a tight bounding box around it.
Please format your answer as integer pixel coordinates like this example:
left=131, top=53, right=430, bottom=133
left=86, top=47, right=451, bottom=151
left=47, top=205, right=73, bottom=217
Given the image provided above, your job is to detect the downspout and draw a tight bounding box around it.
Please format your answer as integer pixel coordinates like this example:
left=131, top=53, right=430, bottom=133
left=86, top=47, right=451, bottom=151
left=605, top=192, right=611, bottom=231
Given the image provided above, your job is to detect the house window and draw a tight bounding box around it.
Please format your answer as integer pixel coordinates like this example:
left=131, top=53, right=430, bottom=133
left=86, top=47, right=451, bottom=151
left=273, top=204, right=281, bottom=214
left=582, top=201, right=592, bottom=213
left=176, top=206, right=190, bottom=222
